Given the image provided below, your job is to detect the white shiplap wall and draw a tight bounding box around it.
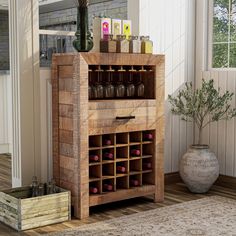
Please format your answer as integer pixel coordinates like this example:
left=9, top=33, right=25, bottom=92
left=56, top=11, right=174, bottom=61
left=0, top=73, right=12, bottom=154
left=131, top=0, right=196, bottom=173
left=200, top=71, right=236, bottom=177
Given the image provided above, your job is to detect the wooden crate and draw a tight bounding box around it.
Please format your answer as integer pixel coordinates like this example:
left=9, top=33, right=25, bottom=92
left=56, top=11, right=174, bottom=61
left=0, top=186, right=71, bottom=231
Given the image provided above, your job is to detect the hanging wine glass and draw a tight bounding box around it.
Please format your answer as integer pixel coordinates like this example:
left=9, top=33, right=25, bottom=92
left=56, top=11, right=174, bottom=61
left=115, top=66, right=125, bottom=98
left=88, top=67, right=93, bottom=100
left=126, top=65, right=135, bottom=98
left=104, top=65, right=115, bottom=98
left=95, top=65, right=104, bottom=99
left=135, top=71, right=145, bottom=98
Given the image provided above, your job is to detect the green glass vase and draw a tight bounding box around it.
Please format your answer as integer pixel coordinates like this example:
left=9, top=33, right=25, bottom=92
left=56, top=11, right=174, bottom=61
left=73, top=2, right=93, bottom=52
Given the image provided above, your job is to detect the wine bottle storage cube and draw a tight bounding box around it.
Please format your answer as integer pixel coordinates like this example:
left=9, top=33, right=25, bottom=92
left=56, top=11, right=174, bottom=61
left=89, top=165, right=101, bottom=180
left=130, top=131, right=142, bottom=144
left=102, top=163, right=115, bottom=178
left=116, top=161, right=128, bottom=175
left=52, top=53, right=164, bottom=219
left=89, top=181, right=101, bottom=195
left=116, top=176, right=129, bottom=190
left=116, top=146, right=129, bottom=160
left=89, top=135, right=102, bottom=149
left=130, top=159, right=141, bottom=174
left=102, top=179, right=115, bottom=192
left=102, top=134, right=115, bottom=147
left=116, top=133, right=128, bottom=145
left=130, top=174, right=142, bottom=187
left=102, top=148, right=115, bottom=161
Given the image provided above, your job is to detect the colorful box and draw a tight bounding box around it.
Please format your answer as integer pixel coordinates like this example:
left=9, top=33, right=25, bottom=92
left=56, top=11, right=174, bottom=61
left=92, top=17, right=111, bottom=52
left=112, top=19, right=122, bottom=39
left=122, top=20, right=132, bottom=39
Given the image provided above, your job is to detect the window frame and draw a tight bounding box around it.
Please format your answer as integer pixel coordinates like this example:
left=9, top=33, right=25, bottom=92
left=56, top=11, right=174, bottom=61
left=208, top=0, right=236, bottom=70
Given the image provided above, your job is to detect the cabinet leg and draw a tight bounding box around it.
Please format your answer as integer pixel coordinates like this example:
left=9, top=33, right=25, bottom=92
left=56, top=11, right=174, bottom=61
left=154, top=192, right=164, bottom=203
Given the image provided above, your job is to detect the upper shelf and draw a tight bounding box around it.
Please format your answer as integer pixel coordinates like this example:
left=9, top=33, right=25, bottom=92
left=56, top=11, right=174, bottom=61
left=53, top=52, right=165, bottom=66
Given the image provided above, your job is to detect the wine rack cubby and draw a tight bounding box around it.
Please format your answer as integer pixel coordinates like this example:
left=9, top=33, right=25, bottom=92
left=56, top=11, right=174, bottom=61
left=52, top=53, right=164, bottom=219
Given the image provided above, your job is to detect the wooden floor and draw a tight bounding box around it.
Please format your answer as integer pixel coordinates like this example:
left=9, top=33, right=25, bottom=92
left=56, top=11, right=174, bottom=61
left=0, top=154, right=11, bottom=190
left=0, top=182, right=236, bottom=236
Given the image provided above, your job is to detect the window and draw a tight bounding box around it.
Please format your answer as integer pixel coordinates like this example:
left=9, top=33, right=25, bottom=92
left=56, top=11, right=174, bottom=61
left=212, top=0, right=236, bottom=68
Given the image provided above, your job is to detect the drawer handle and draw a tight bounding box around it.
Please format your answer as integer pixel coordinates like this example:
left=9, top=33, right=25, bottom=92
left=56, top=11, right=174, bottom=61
left=116, top=116, right=136, bottom=120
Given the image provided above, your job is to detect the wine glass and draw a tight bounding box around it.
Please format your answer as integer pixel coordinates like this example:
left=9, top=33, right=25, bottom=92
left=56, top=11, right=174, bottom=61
left=115, top=66, right=125, bottom=98
left=135, top=72, right=145, bottom=98
left=104, top=66, right=115, bottom=98
left=95, top=65, right=104, bottom=99
left=126, top=66, right=135, bottom=98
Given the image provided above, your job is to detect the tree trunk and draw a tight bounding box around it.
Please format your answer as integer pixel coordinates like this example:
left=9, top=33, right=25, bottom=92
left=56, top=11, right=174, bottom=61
left=198, top=127, right=202, bottom=145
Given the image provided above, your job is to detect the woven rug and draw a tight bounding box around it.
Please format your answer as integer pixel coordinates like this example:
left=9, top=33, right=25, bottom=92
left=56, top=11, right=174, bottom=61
left=48, top=196, right=236, bottom=236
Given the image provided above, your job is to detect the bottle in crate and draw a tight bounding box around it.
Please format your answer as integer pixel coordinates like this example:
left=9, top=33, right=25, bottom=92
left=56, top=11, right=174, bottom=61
left=143, top=162, right=152, bottom=170
left=103, top=183, right=113, bottom=192
left=143, top=133, right=153, bottom=141
left=130, top=179, right=140, bottom=187
left=89, top=155, right=100, bottom=162
left=89, top=186, right=98, bottom=194
left=103, top=152, right=114, bottom=160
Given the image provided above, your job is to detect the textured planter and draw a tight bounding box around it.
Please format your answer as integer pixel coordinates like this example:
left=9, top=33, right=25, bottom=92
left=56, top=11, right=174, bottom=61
left=180, top=145, right=219, bottom=193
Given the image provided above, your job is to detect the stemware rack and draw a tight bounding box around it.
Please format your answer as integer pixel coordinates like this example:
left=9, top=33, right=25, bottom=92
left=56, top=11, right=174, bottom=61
left=52, top=53, right=165, bottom=219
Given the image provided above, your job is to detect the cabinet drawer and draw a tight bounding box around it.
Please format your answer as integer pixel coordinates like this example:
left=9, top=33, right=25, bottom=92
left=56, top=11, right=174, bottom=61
left=88, top=100, right=156, bottom=135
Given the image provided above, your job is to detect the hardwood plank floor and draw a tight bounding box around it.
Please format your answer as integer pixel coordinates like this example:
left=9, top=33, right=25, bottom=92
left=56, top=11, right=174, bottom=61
left=0, top=183, right=236, bottom=236
left=0, top=154, right=11, bottom=190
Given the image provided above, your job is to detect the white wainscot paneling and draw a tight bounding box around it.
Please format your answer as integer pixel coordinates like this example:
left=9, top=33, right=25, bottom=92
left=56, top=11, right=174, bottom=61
left=201, top=71, right=236, bottom=177
left=0, top=73, right=12, bottom=154
left=40, top=68, right=52, bottom=182
left=138, top=0, right=195, bottom=173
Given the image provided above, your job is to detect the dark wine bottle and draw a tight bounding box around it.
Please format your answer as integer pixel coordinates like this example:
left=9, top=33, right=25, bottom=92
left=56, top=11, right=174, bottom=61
left=103, top=183, right=113, bottom=191
left=89, top=187, right=98, bottom=194
left=130, top=179, right=139, bottom=186
left=117, top=166, right=126, bottom=173
left=143, top=162, right=152, bottom=170
left=131, top=149, right=141, bottom=156
left=143, top=133, right=153, bottom=141
left=89, top=155, right=99, bottom=162
left=103, top=152, right=114, bottom=160
left=103, top=139, right=112, bottom=146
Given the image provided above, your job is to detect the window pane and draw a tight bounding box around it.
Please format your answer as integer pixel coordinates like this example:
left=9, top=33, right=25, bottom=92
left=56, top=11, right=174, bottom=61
left=212, top=43, right=229, bottom=68
left=212, top=0, right=236, bottom=68
left=229, top=43, right=236, bottom=67
left=213, top=0, right=230, bottom=42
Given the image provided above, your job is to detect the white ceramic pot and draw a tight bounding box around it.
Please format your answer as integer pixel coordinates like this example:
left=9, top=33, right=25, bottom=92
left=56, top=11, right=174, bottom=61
left=179, top=145, right=219, bottom=193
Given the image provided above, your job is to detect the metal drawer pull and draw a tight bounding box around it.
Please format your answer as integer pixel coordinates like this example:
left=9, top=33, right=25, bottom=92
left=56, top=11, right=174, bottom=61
left=116, top=116, right=136, bottom=120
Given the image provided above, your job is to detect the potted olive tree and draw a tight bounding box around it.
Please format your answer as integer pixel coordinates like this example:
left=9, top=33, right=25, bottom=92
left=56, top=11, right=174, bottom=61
left=168, top=79, right=236, bottom=193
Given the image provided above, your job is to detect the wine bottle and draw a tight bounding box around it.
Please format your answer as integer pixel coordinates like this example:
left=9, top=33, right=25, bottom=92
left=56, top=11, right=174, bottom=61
left=103, top=183, right=113, bottom=191
left=89, top=155, right=99, bottom=162
left=143, top=162, right=152, bottom=169
left=117, top=166, right=126, bottom=173
left=103, top=139, right=112, bottom=146
left=103, top=152, right=114, bottom=160
left=130, top=179, right=139, bottom=186
left=89, top=187, right=98, bottom=194
left=131, top=149, right=141, bottom=156
left=143, top=133, right=153, bottom=141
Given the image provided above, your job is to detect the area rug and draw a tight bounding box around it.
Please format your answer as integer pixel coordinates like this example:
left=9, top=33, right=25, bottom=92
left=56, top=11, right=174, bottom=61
left=47, top=196, right=236, bottom=236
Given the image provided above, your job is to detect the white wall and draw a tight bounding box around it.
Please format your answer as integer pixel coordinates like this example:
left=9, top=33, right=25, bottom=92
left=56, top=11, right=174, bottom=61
left=0, top=73, right=12, bottom=154
left=128, top=0, right=196, bottom=173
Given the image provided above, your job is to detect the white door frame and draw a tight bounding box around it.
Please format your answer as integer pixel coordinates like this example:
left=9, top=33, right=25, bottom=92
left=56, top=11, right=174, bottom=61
left=8, top=0, right=41, bottom=186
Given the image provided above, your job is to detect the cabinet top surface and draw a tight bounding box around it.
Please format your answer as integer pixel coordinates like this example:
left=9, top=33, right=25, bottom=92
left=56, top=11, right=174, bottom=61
left=52, top=52, right=165, bottom=66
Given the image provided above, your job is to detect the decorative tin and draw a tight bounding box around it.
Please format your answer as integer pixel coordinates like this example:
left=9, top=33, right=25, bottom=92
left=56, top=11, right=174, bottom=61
left=141, top=36, right=153, bottom=54
left=116, top=34, right=129, bottom=53
left=100, top=34, right=117, bottom=53
left=129, top=36, right=141, bottom=53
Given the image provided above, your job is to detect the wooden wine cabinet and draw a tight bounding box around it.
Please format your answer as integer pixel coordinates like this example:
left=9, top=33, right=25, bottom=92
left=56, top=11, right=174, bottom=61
left=52, top=53, right=165, bottom=219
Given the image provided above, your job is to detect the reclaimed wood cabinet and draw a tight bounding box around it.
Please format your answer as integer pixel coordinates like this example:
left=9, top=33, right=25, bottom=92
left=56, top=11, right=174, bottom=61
left=52, top=53, right=165, bottom=219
